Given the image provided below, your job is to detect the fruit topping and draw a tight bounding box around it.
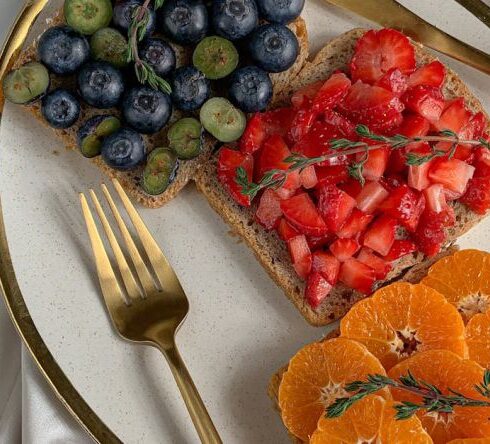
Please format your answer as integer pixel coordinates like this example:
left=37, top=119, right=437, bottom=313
left=139, top=38, right=176, bottom=77
left=305, top=272, right=332, bottom=308
left=200, top=97, right=246, bottom=142
left=357, top=248, right=391, bottom=279
left=329, top=238, right=360, bottom=262
left=277, top=218, right=299, bottom=241
left=336, top=208, right=373, bottom=239
left=363, top=215, right=397, bottom=256
left=428, top=158, right=475, bottom=194
left=249, top=24, right=300, bottom=73
left=339, top=258, right=376, bottom=294
left=38, top=26, right=90, bottom=76
left=64, top=0, right=113, bottom=35
left=355, top=181, right=389, bottom=214
left=77, top=114, right=121, bottom=158
left=461, top=176, right=490, bottom=215
left=378, top=185, right=425, bottom=231
left=255, top=189, right=282, bottom=229
left=41, top=88, right=81, bottom=129
left=90, top=27, right=128, bottom=68
left=193, top=36, right=239, bottom=80
left=317, top=185, right=356, bottom=232
left=290, top=80, right=323, bottom=109
left=299, top=166, right=317, bottom=189
left=414, top=206, right=455, bottom=257
left=101, top=127, right=146, bottom=171
left=2, top=62, right=50, bottom=105
left=310, top=72, right=351, bottom=113
left=142, top=148, right=179, bottom=195
left=159, top=0, right=208, bottom=45
left=212, top=0, right=258, bottom=41
left=256, top=0, right=305, bottom=24
left=280, top=193, right=328, bottom=236
left=383, top=239, right=417, bottom=261
left=407, top=60, right=445, bottom=88
left=113, top=0, right=156, bottom=39
left=228, top=66, right=273, bottom=113
left=167, top=117, right=203, bottom=160
left=375, top=68, right=408, bottom=96
left=311, top=251, right=340, bottom=284
left=361, top=146, right=390, bottom=181
left=171, top=66, right=210, bottom=112
left=402, top=85, right=445, bottom=122
left=287, top=234, right=312, bottom=279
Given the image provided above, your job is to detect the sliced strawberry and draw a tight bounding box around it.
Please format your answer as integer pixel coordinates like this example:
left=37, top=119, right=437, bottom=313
left=306, top=233, right=336, bottom=250
left=299, top=165, right=318, bottom=189
left=423, top=184, right=447, bottom=213
left=217, top=147, right=254, bottom=207
left=336, top=208, right=374, bottom=239
left=460, top=176, right=490, bottom=215
left=432, top=98, right=471, bottom=133
left=255, top=189, right=282, bottom=230
left=339, top=258, right=376, bottom=294
left=240, top=113, right=266, bottom=154
left=383, top=239, right=417, bottom=261
left=322, top=109, right=357, bottom=138
left=473, top=146, right=490, bottom=178
left=315, top=165, right=349, bottom=187
left=357, top=248, right=391, bottom=279
left=312, top=251, right=340, bottom=284
left=461, top=112, right=487, bottom=140
left=350, top=29, right=415, bottom=84
left=330, top=238, right=360, bottom=262
left=414, top=207, right=455, bottom=257
left=339, top=178, right=363, bottom=198
left=379, top=185, right=426, bottom=231
left=361, top=147, right=390, bottom=181
left=363, top=216, right=397, bottom=256
left=311, top=72, right=351, bottom=112
left=280, top=193, right=329, bottom=236
left=291, top=80, right=324, bottom=109
left=402, top=85, right=445, bottom=122
left=287, top=235, right=312, bottom=279
left=407, top=61, right=445, bottom=88
left=398, top=113, right=430, bottom=137
left=305, top=272, right=332, bottom=308
left=263, top=108, right=297, bottom=138
left=317, top=185, right=357, bottom=232
left=356, top=181, right=389, bottom=213
left=379, top=174, right=406, bottom=191
left=428, top=158, right=475, bottom=194
left=288, top=108, right=317, bottom=143
left=386, top=148, right=408, bottom=174
left=277, top=218, right=299, bottom=241
left=375, top=68, right=408, bottom=96
left=408, top=162, right=431, bottom=191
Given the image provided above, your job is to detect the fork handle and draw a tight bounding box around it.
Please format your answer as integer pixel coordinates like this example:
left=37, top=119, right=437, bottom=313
left=162, top=346, right=223, bottom=444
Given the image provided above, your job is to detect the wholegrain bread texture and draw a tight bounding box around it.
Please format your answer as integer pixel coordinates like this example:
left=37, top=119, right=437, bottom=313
left=13, top=11, right=309, bottom=208
left=195, top=28, right=489, bottom=326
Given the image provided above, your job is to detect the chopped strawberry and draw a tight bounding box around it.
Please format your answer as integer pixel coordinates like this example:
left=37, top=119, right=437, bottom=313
left=288, top=108, right=317, bottom=143
left=287, top=235, right=312, bottom=279
left=473, top=146, right=490, bottom=178
left=379, top=185, right=426, bottom=231
left=386, top=148, right=408, bottom=174
left=356, top=181, right=389, bottom=213
left=336, top=208, right=374, bottom=238
left=299, top=166, right=318, bottom=189
left=330, top=238, right=360, bottom=262
left=398, top=113, right=430, bottom=137
left=402, top=85, right=445, bottom=122
left=407, top=61, right=445, bottom=88
left=361, top=147, right=390, bottom=181
left=414, top=207, right=455, bottom=257
left=461, top=112, right=487, bottom=140
left=291, top=80, right=324, bottom=108
left=305, top=272, right=332, bottom=308
left=350, top=29, right=415, bottom=84
left=363, top=216, right=397, bottom=256
left=316, top=165, right=349, bottom=187
left=255, top=189, right=282, bottom=230
left=383, top=239, right=417, bottom=261
left=306, top=233, right=336, bottom=250
left=322, top=110, right=357, bottom=138
left=217, top=147, right=254, bottom=207
left=312, top=251, right=340, bottom=284
left=408, top=162, right=431, bottom=191
left=432, top=98, right=471, bottom=133
left=277, top=218, right=299, bottom=241
left=280, top=193, right=329, bottom=236
left=461, top=176, right=490, bottom=215
left=317, top=185, right=357, bottom=232
left=357, top=248, right=391, bottom=279
left=240, top=113, right=266, bottom=154
left=339, top=258, right=376, bottom=294
left=428, top=158, right=475, bottom=194
left=339, top=178, right=363, bottom=198
left=312, top=72, right=351, bottom=112
left=423, top=184, right=447, bottom=213
left=379, top=174, right=406, bottom=191
left=375, top=68, right=408, bottom=96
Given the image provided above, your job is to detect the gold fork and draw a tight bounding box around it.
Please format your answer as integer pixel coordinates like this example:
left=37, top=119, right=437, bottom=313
left=79, top=178, right=222, bottom=444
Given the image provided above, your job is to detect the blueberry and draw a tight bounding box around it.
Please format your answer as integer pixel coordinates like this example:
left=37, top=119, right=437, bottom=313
left=122, top=85, right=172, bottom=134
left=139, top=38, right=176, bottom=78
left=3, top=62, right=50, bottom=105
left=228, top=66, right=272, bottom=112
left=77, top=61, right=125, bottom=108
left=41, top=89, right=81, bottom=129
left=101, top=127, right=146, bottom=170
left=77, top=115, right=121, bottom=157
left=64, top=0, right=113, bottom=35
left=159, top=0, right=208, bottom=45
left=38, top=26, right=90, bottom=75
left=171, top=66, right=210, bottom=111
left=90, top=27, right=128, bottom=68
left=113, top=0, right=156, bottom=38
left=256, top=0, right=304, bottom=24
left=248, top=23, right=299, bottom=73
left=212, top=0, right=259, bottom=41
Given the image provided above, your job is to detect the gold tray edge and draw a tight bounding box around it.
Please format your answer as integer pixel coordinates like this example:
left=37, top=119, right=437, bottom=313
left=0, top=2, right=121, bottom=443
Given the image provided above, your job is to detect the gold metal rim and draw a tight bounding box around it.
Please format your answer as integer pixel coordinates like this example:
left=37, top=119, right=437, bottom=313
left=0, top=2, right=121, bottom=442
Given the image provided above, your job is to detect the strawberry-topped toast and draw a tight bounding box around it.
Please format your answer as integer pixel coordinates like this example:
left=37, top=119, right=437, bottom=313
left=195, top=28, right=490, bottom=326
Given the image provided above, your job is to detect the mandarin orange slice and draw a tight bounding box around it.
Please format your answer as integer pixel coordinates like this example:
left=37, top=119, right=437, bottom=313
left=310, top=395, right=433, bottom=444
left=447, top=440, right=490, bottom=444
left=421, top=249, right=490, bottom=323
left=340, top=282, right=466, bottom=370
left=388, top=350, right=490, bottom=443
left=466, top=310, right=490, bottom=369
left=278, top=338, right=389, bottom=442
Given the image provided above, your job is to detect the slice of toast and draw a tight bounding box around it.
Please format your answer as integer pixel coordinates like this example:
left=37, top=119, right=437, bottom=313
left=194, top=28, right=489, bottom=326
left=12, top=11, right=309, bottom=208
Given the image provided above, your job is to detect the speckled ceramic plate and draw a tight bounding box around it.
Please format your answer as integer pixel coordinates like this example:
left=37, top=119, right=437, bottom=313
left=1, top=1, right=490, bottom=442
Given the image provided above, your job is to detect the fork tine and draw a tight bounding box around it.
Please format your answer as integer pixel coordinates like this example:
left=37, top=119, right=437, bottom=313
left=89, top=189, right=142, bottom=301
left=100, top=183, right=156, bottom=296
left=112, top=178, right=180, bottom=291
left=79, top=193, right=126, bottom=311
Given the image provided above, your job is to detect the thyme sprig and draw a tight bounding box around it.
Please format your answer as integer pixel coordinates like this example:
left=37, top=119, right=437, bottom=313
left=236, top=124, right=489, bottom=199
left=326, top=370, right=490, bottom=420
left=126, top=0, right=171, bottom=94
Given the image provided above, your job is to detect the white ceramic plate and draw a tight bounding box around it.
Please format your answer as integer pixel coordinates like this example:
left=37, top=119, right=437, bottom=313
left=1, top=1, right=490, bottom=442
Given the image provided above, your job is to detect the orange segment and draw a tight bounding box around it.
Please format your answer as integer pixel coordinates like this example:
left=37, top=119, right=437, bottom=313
left=421, top=249, right=490, bottom=322
left=466, top=311, right=490, bottom=369
left=310, top=396, right=433, bottom=444
left=447, top=440, right=490, bottom=444
left=340, top=282, right=466, bottom=370
left=388, top=350, right=490, bottom=443
left=278, top=338, right=389, bottom=442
